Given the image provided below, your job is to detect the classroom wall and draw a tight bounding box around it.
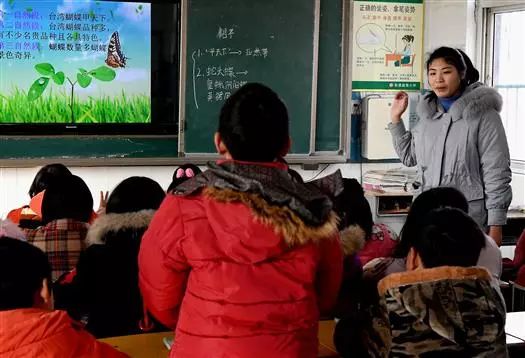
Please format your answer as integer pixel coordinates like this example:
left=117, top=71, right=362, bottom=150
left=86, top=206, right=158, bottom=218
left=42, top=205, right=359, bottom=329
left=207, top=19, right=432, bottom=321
left=0, top=0, right=523, bottom=217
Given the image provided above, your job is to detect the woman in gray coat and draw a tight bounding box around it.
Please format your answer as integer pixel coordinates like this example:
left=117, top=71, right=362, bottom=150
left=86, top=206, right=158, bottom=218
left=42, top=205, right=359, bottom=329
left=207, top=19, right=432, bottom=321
left=389, top=47, right=512, bottom=245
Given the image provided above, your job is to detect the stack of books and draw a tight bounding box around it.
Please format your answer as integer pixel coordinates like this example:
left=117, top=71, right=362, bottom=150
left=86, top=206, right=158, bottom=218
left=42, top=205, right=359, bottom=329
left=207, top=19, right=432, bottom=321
left=362, top=168, right=417, bottom=194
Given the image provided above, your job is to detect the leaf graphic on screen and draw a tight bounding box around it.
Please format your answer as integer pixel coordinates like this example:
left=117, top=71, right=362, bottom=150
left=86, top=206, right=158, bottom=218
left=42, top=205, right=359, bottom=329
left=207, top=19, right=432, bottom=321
left=28, top=77, right=49, bottom=101
left=52, top=72, right=65, bottom=85
left=35, top=63, right=55, bottom=76
left=89, top=66, right=116, bottom=81
left=77, top=73, right=92, bottom=88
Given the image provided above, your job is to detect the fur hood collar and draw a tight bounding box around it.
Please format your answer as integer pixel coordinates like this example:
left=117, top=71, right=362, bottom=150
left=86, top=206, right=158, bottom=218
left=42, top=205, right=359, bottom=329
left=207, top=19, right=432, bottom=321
left=204, top=187, right=339, bottom=247
left=339, top=225, right=366, bottom=256
left=86, top=209, right=156, bottom=246
left=418, top=82, right=502, bottom=120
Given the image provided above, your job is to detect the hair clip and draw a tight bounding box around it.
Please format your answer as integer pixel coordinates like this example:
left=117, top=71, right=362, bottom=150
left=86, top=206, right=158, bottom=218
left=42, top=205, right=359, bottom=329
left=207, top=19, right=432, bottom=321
left=176, top=168, right=196, bottom=179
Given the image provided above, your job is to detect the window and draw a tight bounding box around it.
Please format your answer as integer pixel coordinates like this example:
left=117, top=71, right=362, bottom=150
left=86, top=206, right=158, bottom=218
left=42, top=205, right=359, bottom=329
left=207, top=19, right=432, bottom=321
left=485, top=5, right=525, bottom=163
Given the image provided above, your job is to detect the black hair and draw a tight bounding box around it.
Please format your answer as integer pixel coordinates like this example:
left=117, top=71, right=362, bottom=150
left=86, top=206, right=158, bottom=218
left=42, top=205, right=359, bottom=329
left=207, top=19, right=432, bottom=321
left=218, top=82, right=289, bottom=162
left=411, top=208, right=485, bottom=268
left=395, top=187, right=473, bottom=258
left=402, top=35, right=414, bottom=43
left=167, top=164, right=202, bottom=193
left=106, top=176, right=165, bottom=214
left=28, top=163, right=72, bottom=198
left=333, top=178, right=373, bottom=239
left=41, top=175, right=93, bottom=224
left=426, top=47, right=480, bottom=89
left=0, top=237, right=51, bottom=310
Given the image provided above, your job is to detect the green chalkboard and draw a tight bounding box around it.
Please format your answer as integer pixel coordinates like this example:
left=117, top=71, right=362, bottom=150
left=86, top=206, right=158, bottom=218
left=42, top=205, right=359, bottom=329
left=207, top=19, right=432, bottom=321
left=316, top=0, right=343, bottom=152
left=183, top=0, right=317, bottom=154
left=0, top=137, right=179, bottom=160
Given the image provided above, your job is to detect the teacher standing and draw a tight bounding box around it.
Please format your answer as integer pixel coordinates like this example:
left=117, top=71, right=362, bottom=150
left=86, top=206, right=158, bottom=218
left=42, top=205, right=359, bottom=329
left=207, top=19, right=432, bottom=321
left=389, top=47, right=512, bottom=245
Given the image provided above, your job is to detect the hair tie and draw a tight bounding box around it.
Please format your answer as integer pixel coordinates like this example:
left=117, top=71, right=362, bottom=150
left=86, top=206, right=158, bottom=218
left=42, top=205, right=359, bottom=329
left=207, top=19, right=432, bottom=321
left=175, top=168, right=185, bottom=178
left=185, top=168, right=195, bottom=178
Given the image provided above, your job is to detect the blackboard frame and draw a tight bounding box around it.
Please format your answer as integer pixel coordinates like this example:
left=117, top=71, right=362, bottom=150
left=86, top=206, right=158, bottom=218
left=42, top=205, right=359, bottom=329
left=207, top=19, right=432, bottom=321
left=178, top=0, right=351, bottom=163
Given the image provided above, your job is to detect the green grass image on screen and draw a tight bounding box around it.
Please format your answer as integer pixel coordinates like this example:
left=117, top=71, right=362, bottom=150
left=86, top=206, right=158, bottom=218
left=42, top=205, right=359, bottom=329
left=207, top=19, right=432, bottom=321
left=0, top=88, right=150, bottom=124
left=0, top=62, right=150, bottom=124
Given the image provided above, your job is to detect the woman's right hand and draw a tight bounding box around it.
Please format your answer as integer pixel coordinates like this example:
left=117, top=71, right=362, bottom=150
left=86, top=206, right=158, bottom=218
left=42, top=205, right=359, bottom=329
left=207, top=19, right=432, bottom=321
left=390, top=91, right=409, bottom=123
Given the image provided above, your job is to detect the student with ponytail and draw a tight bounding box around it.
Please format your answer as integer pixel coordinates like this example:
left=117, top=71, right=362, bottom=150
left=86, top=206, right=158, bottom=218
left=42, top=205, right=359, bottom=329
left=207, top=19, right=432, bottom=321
left=389, top=47, right=512, bottom=245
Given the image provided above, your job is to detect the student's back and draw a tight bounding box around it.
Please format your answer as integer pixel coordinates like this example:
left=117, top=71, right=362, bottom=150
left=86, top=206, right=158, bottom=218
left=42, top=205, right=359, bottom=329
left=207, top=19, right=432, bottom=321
left=69, top=176, right=166, bottom=338
left=24, top=175, right=93, bottom=281
left=0, top=234, right=126, bottom=358
left=378, top=208, right=507, bottom=357
left=139, top=83, right=343, bottom=358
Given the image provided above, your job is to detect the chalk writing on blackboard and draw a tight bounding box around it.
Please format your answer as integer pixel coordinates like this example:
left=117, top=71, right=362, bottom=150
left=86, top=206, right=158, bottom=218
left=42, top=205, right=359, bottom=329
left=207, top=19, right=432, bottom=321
left=191, top=26, right=271, bottom=109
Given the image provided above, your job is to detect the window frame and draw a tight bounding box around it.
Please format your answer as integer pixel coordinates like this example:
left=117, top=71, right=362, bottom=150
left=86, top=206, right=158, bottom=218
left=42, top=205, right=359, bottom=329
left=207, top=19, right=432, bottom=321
left=481, top=1, right=525, bottom=170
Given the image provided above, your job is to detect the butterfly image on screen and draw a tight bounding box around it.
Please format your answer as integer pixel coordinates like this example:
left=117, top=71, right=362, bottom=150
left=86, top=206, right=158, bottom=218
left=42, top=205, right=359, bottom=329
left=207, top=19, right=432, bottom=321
left=105, top=31, right=128, bottom=68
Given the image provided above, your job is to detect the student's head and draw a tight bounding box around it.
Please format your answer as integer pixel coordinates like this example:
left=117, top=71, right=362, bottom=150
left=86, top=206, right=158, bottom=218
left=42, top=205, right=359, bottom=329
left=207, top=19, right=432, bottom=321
left=215, top=83, right=290, bottom=162
left=333, top=178, right=373, bottom=239
left=407, top=208, right=485, bottom=270
left=0, top=237, right=52, bottom=311
left=41, top=175, right=93, bottom=224
left=29, top=163, right=72, bottom=198
left=426, top=47, right=479, bottom=97
left=395, top=186, right=470, bottom=258
left=167, top=164, right=202, bottom=193
left=106, top=176, right=165, bottom=214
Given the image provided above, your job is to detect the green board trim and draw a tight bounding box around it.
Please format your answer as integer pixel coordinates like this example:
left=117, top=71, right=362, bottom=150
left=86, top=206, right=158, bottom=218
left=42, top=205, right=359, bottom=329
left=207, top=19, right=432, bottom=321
left=354, top=0, right=423, bottom=4
left=352, top=81, right=420, bottom=91
left=0, top=137, right=178, bottom=159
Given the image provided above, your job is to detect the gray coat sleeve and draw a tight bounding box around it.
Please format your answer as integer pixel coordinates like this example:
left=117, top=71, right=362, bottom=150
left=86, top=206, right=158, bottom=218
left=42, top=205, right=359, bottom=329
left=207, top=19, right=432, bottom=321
left=388, top=121, right=417, bottom=167
left=478, top=109, right=512, bottom=226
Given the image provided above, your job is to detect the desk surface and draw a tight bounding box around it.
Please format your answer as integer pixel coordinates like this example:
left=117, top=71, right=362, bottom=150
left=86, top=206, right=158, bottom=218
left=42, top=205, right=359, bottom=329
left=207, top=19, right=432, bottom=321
left=100, top=320, right=338, bottom=358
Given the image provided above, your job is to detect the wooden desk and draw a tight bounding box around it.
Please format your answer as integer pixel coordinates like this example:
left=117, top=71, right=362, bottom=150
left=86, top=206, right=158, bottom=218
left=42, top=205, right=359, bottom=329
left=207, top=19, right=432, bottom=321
left=100, top=320, right=338, bottom=357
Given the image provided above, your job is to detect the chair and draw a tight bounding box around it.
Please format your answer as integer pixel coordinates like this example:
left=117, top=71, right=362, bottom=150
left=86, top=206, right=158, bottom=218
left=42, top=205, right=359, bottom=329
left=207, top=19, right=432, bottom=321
left=401, top=54, right=416, bottom=73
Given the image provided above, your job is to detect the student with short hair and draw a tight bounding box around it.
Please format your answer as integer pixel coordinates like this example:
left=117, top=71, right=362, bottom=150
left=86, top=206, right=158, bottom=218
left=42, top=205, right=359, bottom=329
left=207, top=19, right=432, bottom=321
left=24, top=174, right=93, bottom=281
left=139, top=83, right=343, bottom=358
left=378, top=208, right=507, bottom=357
left=66, top=177, right=166, bottom=338
left=7, top=163, right=72, bottom=228
left=366, top=187, right=502, bottom=281
left=0, top=234, right=127, bottom=358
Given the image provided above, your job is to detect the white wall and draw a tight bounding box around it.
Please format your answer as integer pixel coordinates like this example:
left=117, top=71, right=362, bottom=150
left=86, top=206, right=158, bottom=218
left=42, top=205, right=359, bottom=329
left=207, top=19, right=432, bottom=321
left=0, top=0, right=522, bottom=217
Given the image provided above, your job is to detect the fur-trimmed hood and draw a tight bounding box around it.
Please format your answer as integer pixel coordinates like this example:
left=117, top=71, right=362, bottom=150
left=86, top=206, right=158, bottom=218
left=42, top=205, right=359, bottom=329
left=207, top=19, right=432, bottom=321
left=204, top=187, right=339, bottom=249
left=378, top=266, right=507, bottom=356
left=418, top=82, right=502, bottom=120
left=86, top=210, right=156, bottom=246
left=339, top=225, right=366, bottom=256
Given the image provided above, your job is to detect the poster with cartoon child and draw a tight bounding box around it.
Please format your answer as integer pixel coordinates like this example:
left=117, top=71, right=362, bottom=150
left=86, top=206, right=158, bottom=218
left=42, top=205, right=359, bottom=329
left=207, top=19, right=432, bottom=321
left=352, top=0, right=424, bottom=91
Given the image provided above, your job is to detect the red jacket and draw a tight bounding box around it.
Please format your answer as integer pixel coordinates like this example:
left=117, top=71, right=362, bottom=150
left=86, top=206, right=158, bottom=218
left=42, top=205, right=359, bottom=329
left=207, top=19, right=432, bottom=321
left=0, top=309, right=127, bottom=358
left=139, top=187, right=343, bottom=358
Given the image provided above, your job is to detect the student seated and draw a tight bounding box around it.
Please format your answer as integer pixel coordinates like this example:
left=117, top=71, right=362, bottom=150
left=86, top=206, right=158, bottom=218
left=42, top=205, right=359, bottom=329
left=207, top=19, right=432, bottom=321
left=0, top=234, right=127, bottom=358
left=365, top=187, right=502, bottom=281
left=334, top=178, right=398, bottom=266
left=167, top=164, right=202, bottom=193
left=66, top=177, right=166, bottom=338
left=332, top=178, right=398, bottom=319
left=7, top=163, right=72, bottom=229
left=139, top=83, right=343, bottom=358
left=24, top=175, right=93, bottom=282
left=378, top=208, right=507, bottom=357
